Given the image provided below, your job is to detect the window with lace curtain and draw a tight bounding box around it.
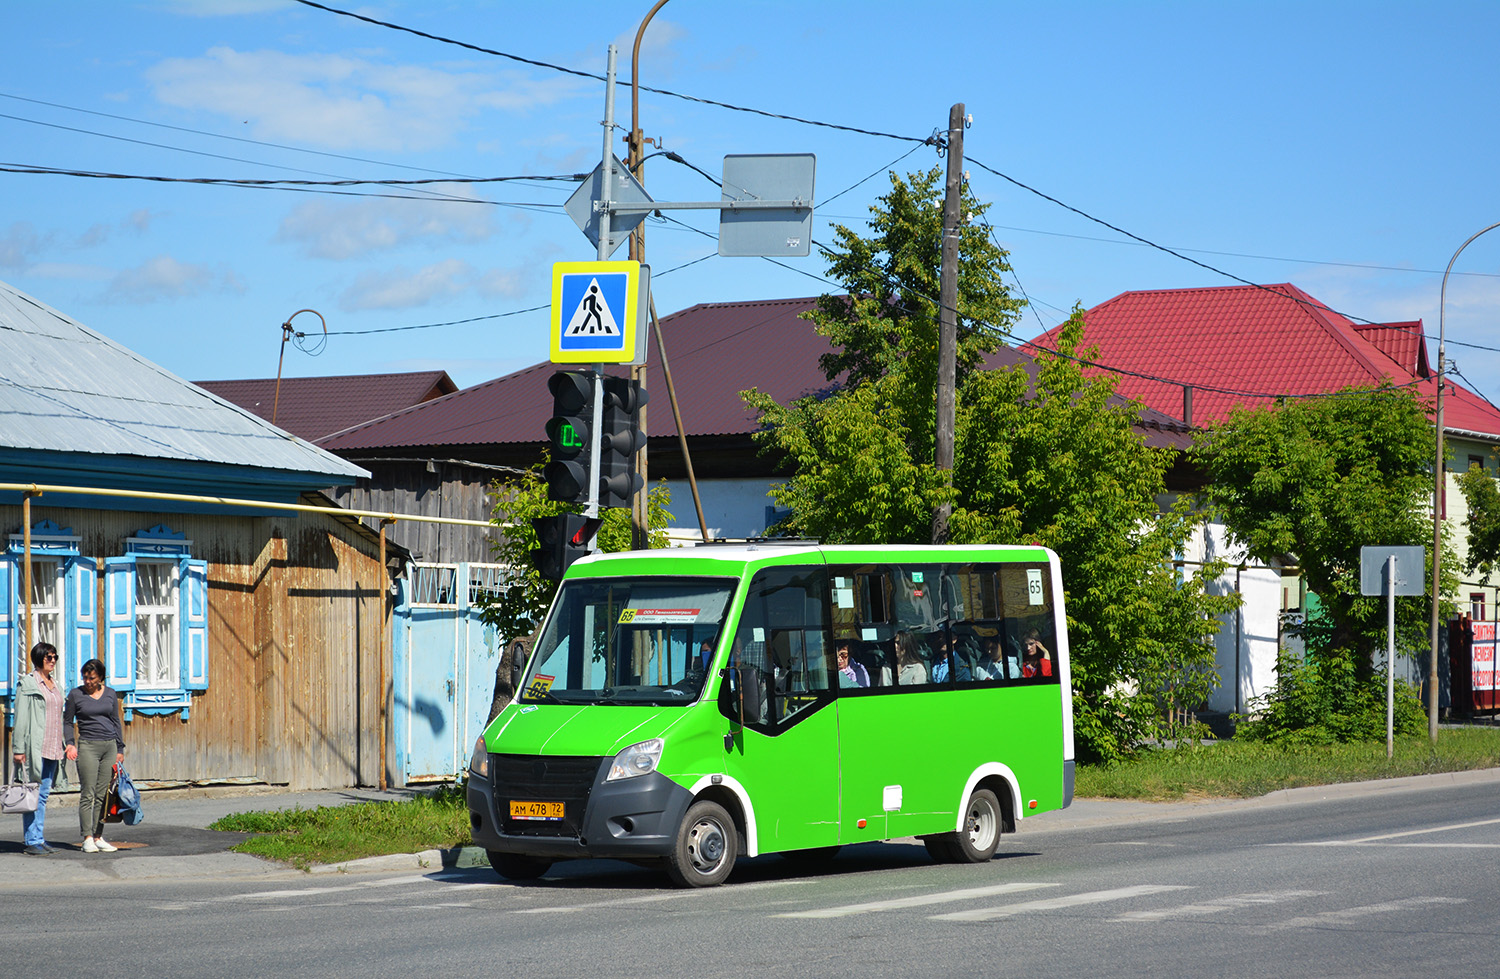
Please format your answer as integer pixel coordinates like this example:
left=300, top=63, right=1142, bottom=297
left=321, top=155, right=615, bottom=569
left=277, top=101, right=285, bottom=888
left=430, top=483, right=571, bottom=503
left=134, top=560, right=179, bottom=690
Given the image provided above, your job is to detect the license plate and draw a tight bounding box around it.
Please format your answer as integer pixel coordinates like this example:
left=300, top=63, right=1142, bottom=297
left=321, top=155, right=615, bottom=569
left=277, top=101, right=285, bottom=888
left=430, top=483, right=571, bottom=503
left=509, top=800, right=565, bottom=821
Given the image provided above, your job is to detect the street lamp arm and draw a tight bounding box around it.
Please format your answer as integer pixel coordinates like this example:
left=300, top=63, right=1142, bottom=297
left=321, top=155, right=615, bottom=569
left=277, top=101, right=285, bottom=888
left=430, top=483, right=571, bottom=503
left=1429, top=220, right=1500, bottom=742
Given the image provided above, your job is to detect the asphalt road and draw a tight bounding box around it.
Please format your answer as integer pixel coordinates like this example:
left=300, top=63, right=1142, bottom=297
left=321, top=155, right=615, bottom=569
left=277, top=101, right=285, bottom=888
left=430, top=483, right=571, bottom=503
left=1, top=771, right=1497, bottom=977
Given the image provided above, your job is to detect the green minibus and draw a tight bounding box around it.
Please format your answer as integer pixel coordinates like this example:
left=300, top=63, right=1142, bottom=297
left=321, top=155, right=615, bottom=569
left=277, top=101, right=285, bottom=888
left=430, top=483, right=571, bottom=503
left=466, top=542, right=1073, bottom=887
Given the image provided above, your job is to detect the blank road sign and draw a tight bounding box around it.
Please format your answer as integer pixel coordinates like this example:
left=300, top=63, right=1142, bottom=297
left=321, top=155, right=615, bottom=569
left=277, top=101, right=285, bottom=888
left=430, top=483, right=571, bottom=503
left=718, top=153, right=815, bottom=258
left=1359, top=545, right=1426, bottom=596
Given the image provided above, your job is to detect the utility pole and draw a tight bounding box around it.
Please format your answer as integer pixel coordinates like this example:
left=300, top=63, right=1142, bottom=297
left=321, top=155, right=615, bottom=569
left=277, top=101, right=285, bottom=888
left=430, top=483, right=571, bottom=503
left=931, top=103, right=965, bottom=545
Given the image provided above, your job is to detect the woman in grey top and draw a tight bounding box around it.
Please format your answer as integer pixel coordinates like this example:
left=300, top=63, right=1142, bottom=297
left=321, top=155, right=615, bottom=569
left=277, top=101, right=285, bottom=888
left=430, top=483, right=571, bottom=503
left=63, top=658, right=125, bottom=853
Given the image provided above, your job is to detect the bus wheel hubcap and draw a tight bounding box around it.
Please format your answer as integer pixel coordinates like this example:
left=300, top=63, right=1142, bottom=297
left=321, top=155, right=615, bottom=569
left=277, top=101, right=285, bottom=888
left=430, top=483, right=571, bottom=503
left=690, top=820, right=725, bottom=871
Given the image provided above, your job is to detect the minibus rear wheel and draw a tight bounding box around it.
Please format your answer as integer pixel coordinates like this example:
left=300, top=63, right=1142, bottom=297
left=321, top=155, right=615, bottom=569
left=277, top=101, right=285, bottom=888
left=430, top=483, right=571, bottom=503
left=952, top=788, right=1002, bottom=862
left=666, top=799, right=737, bottom=887
left=487, top=850, right=552, bottom=880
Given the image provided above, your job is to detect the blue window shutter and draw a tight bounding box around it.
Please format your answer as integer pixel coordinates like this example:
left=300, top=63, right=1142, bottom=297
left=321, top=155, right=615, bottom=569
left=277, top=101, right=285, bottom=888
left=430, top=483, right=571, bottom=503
left=68, top=556, right=98, bottom=687
left=180, top=558, right=209, bottom=691
left=104, top=557, right=136, bottom=691
left=0, top=555, right=13, bottom=698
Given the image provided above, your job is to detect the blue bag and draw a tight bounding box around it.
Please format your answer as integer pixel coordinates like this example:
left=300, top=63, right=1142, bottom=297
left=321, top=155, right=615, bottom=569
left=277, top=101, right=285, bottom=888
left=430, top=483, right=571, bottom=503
left=113, top=763, right=145, bottom=826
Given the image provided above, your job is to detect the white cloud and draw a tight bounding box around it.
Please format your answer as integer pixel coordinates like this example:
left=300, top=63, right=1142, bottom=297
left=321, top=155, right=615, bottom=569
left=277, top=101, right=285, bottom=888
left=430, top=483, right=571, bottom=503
left=105, top=255, right=246, bottom=303
left=146, top=46, right=586, bottom=152
left=276, top=185, right=497, bottom=260
left=340, top=258, right=473, bottom=311
left=0, top=222, right=51, bottom=269
left=151, top=0, right=293, bottom=15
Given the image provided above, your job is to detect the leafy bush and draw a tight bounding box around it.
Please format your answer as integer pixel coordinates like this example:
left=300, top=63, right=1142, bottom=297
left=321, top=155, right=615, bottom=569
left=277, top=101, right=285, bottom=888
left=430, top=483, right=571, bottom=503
left=1236, top=648, right=1426, bottom=745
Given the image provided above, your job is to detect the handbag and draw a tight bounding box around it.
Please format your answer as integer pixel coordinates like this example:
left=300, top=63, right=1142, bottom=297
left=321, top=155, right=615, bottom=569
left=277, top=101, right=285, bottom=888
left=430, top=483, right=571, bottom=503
left=104, top=763, right=144, bottom=826
left=1, top=768, right=41, bottom=815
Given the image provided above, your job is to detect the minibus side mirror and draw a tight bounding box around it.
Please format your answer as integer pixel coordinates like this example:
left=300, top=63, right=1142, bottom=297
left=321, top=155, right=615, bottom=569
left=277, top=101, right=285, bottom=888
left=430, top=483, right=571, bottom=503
left=717, top=666, right=741, bottom=724
left=508, top=640, right=528, bottom=691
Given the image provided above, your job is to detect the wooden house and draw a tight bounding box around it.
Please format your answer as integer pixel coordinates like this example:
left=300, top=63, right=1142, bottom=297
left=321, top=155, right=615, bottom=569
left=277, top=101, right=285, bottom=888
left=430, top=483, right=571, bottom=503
left=0, top=278, right=401, bottom=790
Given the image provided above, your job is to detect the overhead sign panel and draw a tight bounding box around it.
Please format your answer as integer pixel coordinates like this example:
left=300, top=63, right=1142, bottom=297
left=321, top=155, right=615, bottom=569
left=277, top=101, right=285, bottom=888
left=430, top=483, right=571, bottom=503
left=1359, top=545, right=1426, bottom=596
left=565, top=156, right=653, bottom=258
left=718, top=153, right=816, bottom=258
left=550, top=261, right=649, bottom=365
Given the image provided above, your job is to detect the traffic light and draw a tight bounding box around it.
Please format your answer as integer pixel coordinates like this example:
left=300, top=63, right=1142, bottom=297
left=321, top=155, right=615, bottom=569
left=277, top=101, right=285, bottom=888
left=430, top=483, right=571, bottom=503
left=531, top=513, right=600, bottom=581
left=543, top=370, right=594, bottom=504
left=598, top=374, right=647, bottom=509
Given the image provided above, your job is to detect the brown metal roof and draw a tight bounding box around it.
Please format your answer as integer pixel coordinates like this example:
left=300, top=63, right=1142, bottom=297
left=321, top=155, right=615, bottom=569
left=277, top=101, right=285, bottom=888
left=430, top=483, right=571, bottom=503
left=197, top=370, right=456, bottom=442
left=316, top=296, right=1191, bottom=453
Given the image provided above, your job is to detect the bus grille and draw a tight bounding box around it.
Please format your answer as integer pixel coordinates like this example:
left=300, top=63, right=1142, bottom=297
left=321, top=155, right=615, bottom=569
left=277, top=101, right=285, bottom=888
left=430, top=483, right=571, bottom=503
left=492, top=754, right=603, bottom=838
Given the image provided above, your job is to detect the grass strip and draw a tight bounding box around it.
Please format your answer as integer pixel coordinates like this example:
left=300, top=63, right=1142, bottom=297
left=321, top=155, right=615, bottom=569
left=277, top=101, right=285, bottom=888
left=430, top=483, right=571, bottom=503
left=209, top=784, right=471, bottom=870
left=1076, top=727, right=1500, bottom=801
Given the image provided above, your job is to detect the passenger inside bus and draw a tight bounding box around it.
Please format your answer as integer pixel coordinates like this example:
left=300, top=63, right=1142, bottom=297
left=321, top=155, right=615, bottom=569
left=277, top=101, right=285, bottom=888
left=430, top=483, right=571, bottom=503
left=835, top=638, right=870, bottom=688
left=1021, top=629, right=1054, bottom=679
left=894, top=630, right=927, bottom=685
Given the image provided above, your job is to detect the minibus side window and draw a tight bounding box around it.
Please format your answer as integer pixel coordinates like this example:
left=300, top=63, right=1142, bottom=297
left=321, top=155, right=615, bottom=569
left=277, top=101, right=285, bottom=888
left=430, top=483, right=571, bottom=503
left=721, top=566, right=832, bottom=734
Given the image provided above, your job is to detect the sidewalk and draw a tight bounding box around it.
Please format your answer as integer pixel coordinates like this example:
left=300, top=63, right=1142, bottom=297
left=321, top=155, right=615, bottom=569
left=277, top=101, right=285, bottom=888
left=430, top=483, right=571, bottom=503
left=3, top=768, right=1497, bottom=886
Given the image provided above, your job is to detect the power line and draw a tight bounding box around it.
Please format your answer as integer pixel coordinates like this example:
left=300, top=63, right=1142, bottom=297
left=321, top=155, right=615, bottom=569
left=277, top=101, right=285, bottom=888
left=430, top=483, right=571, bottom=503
left=292, top=0, right=925, bottom=144
left=986, top=220, right=1500, bottom=280
left=0, top=90, right=485, bottom=179
left=0, top=163, right=567, bottom=209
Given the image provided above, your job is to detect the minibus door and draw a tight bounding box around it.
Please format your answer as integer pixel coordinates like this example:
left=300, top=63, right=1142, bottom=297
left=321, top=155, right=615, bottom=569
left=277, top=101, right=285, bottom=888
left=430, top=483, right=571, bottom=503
left=718, top=657, right=840, bottom=853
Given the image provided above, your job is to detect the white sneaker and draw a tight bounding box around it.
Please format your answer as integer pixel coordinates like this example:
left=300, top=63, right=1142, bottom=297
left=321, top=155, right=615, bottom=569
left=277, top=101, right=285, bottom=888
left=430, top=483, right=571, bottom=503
left=82, top=837, right=99, bottom=853
left=94, top=838, right=117, bottom=853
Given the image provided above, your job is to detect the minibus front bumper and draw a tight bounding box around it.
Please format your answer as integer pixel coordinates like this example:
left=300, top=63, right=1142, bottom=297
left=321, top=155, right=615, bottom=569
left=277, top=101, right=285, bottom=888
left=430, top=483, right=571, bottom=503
left=467, top=756, right=695, bottom=860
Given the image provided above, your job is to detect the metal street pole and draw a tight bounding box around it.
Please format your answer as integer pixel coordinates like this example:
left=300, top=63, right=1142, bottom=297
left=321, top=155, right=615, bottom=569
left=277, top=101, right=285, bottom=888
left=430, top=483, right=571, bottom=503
left=627, top=0, right=671, bottom=549
left=1429, top=220, right=1500, bottom=742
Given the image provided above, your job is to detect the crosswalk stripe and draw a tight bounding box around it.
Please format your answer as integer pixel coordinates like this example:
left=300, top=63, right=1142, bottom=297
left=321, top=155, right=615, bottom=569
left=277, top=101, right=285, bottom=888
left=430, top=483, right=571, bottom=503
left=1255, top=896, right=1466, bottom=931
left=1113, top=890, right=1325, bottom=921
left=517, top=878, right=809, bottom=914
left=776, top=882, right=1057, bottom=919
left=931, top=884, right=1192, bottom=922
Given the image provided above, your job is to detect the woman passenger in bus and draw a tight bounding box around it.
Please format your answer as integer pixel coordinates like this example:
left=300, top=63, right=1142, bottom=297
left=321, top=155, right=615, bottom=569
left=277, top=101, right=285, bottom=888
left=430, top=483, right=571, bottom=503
left=1020, top=630, right=1054, bottom=679
left=894, top=631, right=927, bottom=685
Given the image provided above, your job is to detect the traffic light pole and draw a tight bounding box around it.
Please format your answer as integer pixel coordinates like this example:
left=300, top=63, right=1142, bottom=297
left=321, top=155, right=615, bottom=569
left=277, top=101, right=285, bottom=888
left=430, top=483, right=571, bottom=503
left=585, top=46, right=619, bottom=525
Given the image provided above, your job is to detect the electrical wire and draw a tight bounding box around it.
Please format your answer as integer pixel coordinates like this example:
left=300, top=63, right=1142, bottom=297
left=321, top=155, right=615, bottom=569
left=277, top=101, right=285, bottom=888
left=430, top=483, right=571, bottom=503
left=291, top=0, right=926, bottom=144
left=0, top=163, right=567, bottom=209
left=0, top=90, right=486, bottom=179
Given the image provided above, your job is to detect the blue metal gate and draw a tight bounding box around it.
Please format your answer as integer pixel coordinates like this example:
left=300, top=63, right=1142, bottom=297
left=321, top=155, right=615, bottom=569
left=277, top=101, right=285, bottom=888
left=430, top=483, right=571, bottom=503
left=392, top=562, right=509, bottom=783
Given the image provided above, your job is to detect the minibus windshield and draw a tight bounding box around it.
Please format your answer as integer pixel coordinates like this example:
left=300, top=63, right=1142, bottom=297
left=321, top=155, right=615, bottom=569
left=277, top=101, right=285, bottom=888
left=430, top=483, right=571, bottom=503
left=519, top=576, right=739, bottom=705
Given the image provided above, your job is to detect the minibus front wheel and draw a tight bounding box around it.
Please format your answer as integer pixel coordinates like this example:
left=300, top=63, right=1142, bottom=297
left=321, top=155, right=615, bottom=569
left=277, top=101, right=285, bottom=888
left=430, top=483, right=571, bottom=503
left=665, top=799, right=737, bottom=887
left=487, top=850, right=552, bottom=881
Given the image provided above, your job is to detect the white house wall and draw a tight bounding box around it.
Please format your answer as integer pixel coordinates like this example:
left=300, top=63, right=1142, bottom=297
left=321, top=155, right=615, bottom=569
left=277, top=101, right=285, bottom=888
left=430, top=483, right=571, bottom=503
left=1183, top=518, right=1282, bottom=715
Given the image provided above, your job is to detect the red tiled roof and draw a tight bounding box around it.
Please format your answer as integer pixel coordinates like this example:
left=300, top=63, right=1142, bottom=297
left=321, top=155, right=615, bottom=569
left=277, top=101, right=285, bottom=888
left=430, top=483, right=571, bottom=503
left=197, top=370, right=456, bottom=442
left=317, top=296, right=1192, bottom=453
left=1027, top=283, right=1500, bottom=439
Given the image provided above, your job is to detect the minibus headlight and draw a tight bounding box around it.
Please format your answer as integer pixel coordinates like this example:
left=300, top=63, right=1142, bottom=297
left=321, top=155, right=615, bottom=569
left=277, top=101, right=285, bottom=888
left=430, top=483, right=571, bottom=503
left=606, top=738, right=664, bottom=781
left=469, top=736, right=489, bottom=778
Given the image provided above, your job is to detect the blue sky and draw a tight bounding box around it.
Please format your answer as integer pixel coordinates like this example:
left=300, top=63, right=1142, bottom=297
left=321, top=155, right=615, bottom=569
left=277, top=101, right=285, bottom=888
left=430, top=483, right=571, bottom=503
left=5, top=0, right=1500, bottom=401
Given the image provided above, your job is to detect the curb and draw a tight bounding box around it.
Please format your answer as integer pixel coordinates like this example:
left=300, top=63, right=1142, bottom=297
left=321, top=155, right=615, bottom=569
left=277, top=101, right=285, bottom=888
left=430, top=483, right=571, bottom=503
left=305, top=845, right=490, bottom=875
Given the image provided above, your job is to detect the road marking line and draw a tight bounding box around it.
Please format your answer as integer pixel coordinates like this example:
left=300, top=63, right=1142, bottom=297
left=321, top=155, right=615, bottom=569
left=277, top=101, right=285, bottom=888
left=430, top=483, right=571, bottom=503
left=1269, top=816, right=1500, bottom=848
left=208, top=874, right=433, bottom=902
left=931, top=884, right=1191, bottom=922
left=1256, top=896, right=1465, bottom=931
left=516, top=878, right=808, bottom=914
left=776, top=882, right=1057, bottom=919
left=1344, top=817, right=1500, bottom=843
left=1113, top=890, right=1325, bottom=921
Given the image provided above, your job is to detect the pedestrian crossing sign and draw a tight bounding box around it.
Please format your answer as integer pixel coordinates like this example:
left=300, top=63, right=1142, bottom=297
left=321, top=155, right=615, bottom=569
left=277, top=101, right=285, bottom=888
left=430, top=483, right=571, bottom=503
left=550, top=260, right=645, bottom=364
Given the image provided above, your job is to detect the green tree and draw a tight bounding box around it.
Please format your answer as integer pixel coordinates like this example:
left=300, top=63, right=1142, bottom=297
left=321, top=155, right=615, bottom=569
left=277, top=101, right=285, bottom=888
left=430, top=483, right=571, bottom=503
left=1192, top=384, right=1448, bottom=666
left=1458, top=457, right=1500, bottom=581
left=744, top=168, right=1236, bottom=761
left=477, top=458, right=673, bottom=641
